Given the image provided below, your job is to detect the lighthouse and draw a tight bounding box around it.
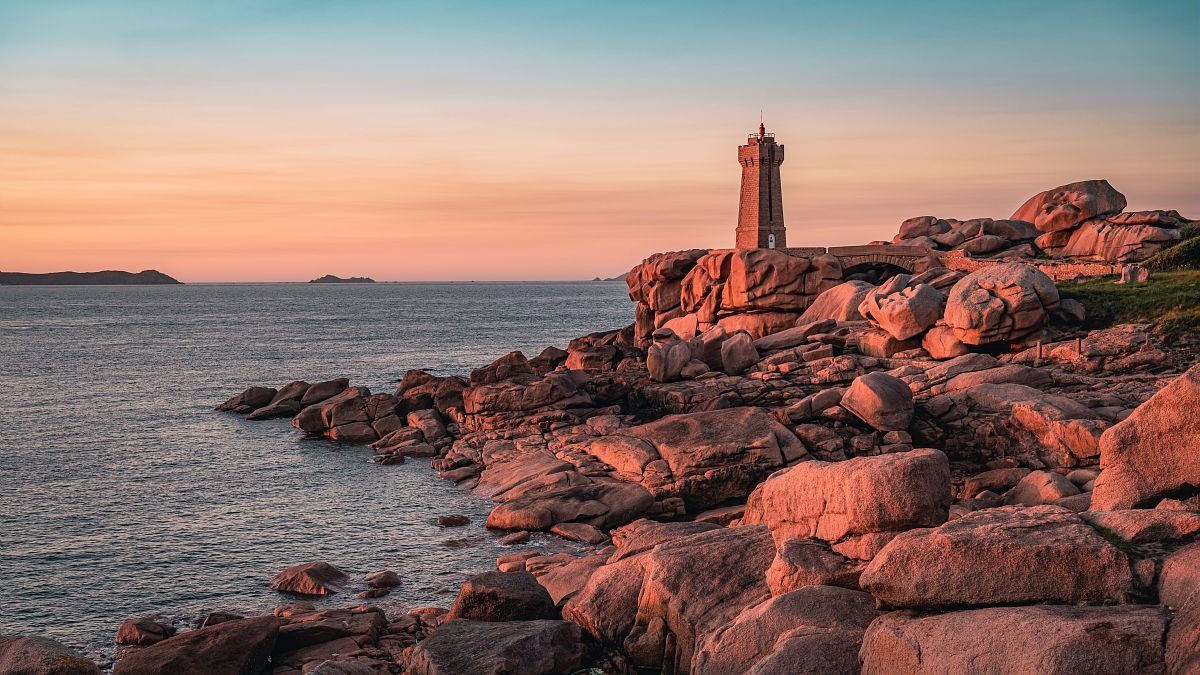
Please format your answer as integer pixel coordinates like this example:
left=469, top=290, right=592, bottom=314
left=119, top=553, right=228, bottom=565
left=735, top=122, right=786, bottom=249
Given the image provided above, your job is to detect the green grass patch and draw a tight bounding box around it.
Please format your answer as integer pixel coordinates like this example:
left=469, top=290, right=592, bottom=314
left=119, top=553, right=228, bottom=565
left=1145, top=236, right=1200, bottom=272
left=1057, top=270, right=1200, bottom=334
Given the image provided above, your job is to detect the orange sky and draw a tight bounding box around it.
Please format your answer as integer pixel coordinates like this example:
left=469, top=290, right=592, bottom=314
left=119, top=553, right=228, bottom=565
left=1, top=1, right=1197, bottom=281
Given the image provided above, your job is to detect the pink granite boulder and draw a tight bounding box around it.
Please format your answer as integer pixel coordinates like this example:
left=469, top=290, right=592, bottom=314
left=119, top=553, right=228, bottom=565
left=1010, top=179, right=1128, bottom=233
left=860, top=505, right=1132, bottom=608
left=860, top=605, right=1167, bottom=675
left=944, top=262, right=1059, bottom=345
left=1091, top=364, right=1200, bottom=509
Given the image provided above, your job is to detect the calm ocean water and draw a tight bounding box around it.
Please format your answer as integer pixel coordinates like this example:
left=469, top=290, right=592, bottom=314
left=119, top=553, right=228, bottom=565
left=0, top=281, right=632, bottom=657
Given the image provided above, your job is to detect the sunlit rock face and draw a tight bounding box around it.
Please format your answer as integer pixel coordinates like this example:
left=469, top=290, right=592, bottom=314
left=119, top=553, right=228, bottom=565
left=1011, top=179, right=1128, bottom=233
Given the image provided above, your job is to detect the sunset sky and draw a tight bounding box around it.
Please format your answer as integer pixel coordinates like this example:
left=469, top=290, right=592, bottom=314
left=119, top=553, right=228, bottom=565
left=1, top=1, right=1197, bottom=281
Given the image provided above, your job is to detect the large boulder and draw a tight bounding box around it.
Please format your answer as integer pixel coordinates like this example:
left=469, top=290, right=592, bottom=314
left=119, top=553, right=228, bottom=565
left=798, top=281, right=875, bottom=324
left=860, top=605, right=1167, bottom=675
left=858, top=284, right=945, bottom=341
left=463, top=371, right=591, bottom=416
left=625, top=407, right=807, bottom=511
left=742, top=448, right=951, bottom=550
left=681, top=249, right=813, bottom=316
left=113, top=616, right=281, bottom=675
left=115, top=617, right=175, bottom=646
left=408, top=619, right=582, bottom=675
left=1044, top=215, right=1184, bottom=262
left=445, top=571, right=557, bottom=622
left=1010, top=179, right=1128, bottom=233
left=860, top=505, right=1132, bottom=608
left=841, top=372, right=914, bottom=432
left=0, top=636, right=99, bottom=675
left=216, top=386, right=276, bottom=414
left=693, top=586, right=880, bottom=675
left=623, top=525, right=776, bottom=672
left=1092, top=364, right=1200, bottom=509
left=269, top=562, right=349, bottom=596
left=944, top=262, right=1059, bottom=345
left=1160, top=541, right=1200, bottom=609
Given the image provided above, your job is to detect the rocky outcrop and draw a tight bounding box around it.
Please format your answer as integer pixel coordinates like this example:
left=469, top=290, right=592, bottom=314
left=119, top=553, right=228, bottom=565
left=623, top=407, right=806, bottom=511
left=891, top=216, right=1040, bottom=260
left=1012, top=179, right=1128, bottom=233
left=860, top=605, right=1168, bottom=675
left=113, top=616, right=281, bottom=675
left=623, top=525, right=776, bottom=672
left=1092, top=363, right=1200, bottom=509
left=860, top=506, right=1132, bottom=608
left=693, top=585, right=880, bottom=675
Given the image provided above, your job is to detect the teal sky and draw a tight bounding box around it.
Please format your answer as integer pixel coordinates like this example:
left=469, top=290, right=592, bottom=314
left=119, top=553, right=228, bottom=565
left=1, top=0, right=1197, bottom=280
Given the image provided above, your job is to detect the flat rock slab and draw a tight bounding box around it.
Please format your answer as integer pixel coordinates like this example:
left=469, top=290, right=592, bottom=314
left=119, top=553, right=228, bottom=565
left=860, top=505, right=1132, bottom=608
left=860, top=605, right=1167, bottom=675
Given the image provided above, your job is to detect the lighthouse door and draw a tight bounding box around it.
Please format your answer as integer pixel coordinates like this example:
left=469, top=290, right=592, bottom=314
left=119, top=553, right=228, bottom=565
left=767, top=233, right=776, bottom=249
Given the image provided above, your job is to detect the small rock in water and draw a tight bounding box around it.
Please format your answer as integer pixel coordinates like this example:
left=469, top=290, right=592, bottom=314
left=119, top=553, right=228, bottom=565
left=268, top=561, right=349, bottom=596
left=363, top=570, right=402, bottom=588
left=438, top=514, right=470, bottom=527
left=357, top=588, right=391, bottom=599
left=199, top=612, right=243, bottom=628
left=498, top=531, right=531, bottom=545
left=115, top=617, right=175, bottom=646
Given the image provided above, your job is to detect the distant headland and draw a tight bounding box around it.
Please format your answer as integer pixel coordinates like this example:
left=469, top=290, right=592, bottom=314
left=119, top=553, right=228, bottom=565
left=0, top=269, right=181, bottom=285
left=309, top=275, right=376, bottom=283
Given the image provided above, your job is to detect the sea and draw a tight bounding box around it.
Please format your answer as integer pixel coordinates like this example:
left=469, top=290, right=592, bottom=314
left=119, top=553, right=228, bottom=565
left=0, top=281, right=633, bottom=658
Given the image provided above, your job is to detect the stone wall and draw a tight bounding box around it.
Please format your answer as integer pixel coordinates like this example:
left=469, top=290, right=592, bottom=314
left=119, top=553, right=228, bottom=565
left=939, top=250, right=1121, bottom=281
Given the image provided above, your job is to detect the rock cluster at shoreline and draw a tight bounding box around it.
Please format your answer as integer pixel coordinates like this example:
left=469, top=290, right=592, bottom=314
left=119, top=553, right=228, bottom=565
left=7, top=178, right=1199, bottom=674
left=891, top=179, right=1191, bottom=263
left=189, top=263, right=1198, bottom=672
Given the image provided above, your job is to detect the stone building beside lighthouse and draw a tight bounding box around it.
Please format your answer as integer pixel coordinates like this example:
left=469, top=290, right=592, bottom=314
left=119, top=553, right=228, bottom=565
left=735, top=122, right=786, bottom=249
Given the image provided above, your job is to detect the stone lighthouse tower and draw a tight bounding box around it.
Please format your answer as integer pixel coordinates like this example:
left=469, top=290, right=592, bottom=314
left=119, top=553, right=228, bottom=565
left=735, top=122, right=786, bottom=249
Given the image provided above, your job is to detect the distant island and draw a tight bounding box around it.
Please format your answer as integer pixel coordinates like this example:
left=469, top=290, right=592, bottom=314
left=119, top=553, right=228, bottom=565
left=0, top=269, right=181, bottom=285
left=309, top=275, right=375, bottom=283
